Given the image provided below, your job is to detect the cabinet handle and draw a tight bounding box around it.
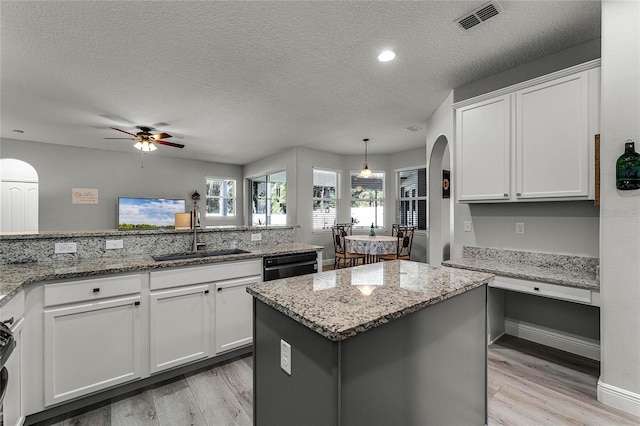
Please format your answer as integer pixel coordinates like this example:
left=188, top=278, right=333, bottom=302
left=204, top=290, right=209, bottom=294
left=533, top=287, right=540, bottom=291
left=217, top=287, right=222, bottom=292
left=517, top=192, right=522, bottom=196
left=503, top=193, right=509, bottom=197
left=134, top=301, right=140, bottom=306
left=3, top=317, right=14, bottom=325
left=93, top=288, right=100, bottom=293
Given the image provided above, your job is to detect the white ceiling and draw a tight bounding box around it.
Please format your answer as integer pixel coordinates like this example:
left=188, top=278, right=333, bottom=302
left=1, top=1, right=601, bottom=165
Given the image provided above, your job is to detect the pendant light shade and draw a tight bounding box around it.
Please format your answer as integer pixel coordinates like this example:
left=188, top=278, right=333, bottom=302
left=358, top=138, right=373, bottom=178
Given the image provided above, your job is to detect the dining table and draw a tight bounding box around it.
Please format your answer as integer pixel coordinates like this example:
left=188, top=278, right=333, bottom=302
left=344, top=234, right=398, bottom=264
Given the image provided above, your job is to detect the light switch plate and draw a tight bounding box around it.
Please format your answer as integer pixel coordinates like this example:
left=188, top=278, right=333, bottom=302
left=516, top=222, right=525, bottom=234
left=280, top=339, right=291, bottom=375
left=464, top=221, right=472, bottom=232
left=251, top=233, right=262, bottom=241
left=55, top=242, right=77, bottom=254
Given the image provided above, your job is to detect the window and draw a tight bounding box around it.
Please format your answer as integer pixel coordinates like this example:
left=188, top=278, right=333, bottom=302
left=313, top=168, right=338, bottom=230
left=249, top=171, right=286, bottom=226
left=397, top=168, right=427, bottom=230
left=205, top=178, right=236, bottom=217
left=350, top=172, right=384, bottom=228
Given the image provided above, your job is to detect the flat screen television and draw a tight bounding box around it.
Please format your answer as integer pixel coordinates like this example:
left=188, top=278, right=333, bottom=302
left=118, top=197, right=186, bottom=230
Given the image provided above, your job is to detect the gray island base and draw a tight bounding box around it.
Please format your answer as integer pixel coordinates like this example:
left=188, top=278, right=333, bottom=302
left=247, top=260, right=494, bottom=426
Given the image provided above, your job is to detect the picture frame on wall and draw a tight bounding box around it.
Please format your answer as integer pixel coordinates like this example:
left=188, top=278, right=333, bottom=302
left=442, top=170, right=450, bottom=199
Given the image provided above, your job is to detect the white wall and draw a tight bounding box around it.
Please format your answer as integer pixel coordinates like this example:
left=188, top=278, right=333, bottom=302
left=598, top=0, right=640, bottom=415
left=0, top=138, right=244, bottom=231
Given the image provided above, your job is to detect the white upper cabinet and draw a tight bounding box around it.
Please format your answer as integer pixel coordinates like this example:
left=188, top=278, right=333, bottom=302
left=456, top=94, right=511, bottom=202
left=454, top=61, right=600, bottom=203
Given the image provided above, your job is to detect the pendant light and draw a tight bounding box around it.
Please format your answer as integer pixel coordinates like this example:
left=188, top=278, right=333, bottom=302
left=358, top=138, right=373, bottom=178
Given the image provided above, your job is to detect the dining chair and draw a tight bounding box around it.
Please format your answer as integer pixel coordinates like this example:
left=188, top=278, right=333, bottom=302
left=332, top=226, right=365, bottom=269
left=335, top=223, right=353, bottom=235
left=380, top=226, right=415, bottom=261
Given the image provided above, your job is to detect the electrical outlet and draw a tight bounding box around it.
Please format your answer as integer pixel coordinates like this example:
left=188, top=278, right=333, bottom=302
left=105, top=239, right=124, bottom=250
left=280, top=339, right=291, bottom=375
left=464, top=221, right=472, bottom=232
left=55, top=242, right=77, bottom=254
left=251, top=233, right=262, bottom=241
left=516, top=222, right=525, bottom=234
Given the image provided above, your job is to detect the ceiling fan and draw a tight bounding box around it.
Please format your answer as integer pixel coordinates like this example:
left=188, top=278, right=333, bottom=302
left=105, top=126, right=185, bottom=151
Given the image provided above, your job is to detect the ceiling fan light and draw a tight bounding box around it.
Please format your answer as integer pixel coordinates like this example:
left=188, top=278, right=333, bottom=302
left=134, top=141, right=157, bottom=152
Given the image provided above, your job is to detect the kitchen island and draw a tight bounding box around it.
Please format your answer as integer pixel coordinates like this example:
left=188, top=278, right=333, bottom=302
left=247, top=260, right=494, bottom=426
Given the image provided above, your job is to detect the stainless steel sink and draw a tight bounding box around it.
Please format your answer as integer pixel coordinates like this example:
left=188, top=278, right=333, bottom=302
left=152, top=248, right=251, bottom=262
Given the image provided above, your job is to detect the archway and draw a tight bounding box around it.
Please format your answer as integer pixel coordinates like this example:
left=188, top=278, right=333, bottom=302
left=427, top=135, right=452, bottom=265
left=1, top=158, right=39, bottom=232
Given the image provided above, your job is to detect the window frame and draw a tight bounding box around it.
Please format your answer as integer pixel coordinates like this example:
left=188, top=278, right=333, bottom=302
left=395, top=165, right=427, bottom=231
left=312, top=167, right=340, bottom=232
left=205, top=176, right=237, bottom=218
left=248, top=170, right=287, bottom=226
left=349, top=170, right=385, bottom=230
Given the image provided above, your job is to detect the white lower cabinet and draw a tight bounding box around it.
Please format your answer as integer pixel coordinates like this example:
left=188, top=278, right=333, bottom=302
left=149, top=259, right=261, bottom=364
left=149, top=284, right=211, bottom=374
left=215, top=275, right=259, bottom=353
left=43, top=275, right=143, bottom=406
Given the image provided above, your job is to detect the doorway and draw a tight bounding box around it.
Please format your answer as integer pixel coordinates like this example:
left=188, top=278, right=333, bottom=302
left=1, top=159, right=39, bottom=232
left=428, top=135, right=452, bottom=265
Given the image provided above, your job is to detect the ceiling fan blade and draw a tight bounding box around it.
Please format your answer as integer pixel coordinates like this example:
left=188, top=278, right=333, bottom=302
left=156, top=140, right=185, bottom=149
left=110, top=127, right=137, bottom=137
left=153, top=132, right=172, bottom=140
left=104, top=137, right=136, bottom=140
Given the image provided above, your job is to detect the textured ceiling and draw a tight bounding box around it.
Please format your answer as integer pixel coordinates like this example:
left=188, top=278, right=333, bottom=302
left=1, top=1, right=601, bottom=165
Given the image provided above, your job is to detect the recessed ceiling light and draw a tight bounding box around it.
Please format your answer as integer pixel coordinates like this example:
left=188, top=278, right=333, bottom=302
left=378, top=50, right=396, bottom=62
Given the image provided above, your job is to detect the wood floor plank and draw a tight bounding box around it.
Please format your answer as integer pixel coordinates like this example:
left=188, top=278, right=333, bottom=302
left=151, top=377, right=207, bottom=426
left=60, top=404, right=111, bottom=426
left=111, top=388, right=159, bottom=426
left=185, top=365, right=252, bottom=426
left=219, top=357, right=253, bottom=419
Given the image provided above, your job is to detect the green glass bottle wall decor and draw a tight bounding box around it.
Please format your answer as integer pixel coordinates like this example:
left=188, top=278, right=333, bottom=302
left=616, top=140, right=640, bottom=190
left=369, top=223, right=376, bottom=237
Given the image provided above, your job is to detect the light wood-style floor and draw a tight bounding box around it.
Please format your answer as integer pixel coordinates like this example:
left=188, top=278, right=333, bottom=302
left=33, top=335, right=639, bottom=426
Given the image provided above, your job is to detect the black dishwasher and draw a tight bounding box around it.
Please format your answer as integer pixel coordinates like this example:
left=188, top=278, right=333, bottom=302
left=263, top=252, right=318, bottom=281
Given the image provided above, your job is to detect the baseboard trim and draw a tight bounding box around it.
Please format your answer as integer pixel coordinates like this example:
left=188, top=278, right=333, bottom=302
left=489, top=331, right=505, bottom=346
left=504, top=319, right=600, bottom=361
left=598, top=378, right=640, bottom=417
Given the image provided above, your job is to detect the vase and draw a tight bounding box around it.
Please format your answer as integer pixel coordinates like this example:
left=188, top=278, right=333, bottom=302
left=616, top=140, right=640, bottom=190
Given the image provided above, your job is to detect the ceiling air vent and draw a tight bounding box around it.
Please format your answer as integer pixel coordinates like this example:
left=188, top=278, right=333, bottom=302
left=455, top=1, right=502, bottom=31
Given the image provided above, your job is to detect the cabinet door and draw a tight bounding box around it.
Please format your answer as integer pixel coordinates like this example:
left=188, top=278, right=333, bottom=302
left=215, top=275, right=259, bottom=354
left=455, top=95, right=511, bottom=202
left=44, top=296, right=142, bottom=406
left=516, top=71, right=589, bottom=199
left=3, top=319, right=24, bottom=426
left=149, top=284, right=210, bottom=374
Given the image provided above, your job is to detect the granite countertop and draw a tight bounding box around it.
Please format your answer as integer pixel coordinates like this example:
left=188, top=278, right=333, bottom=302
left=0, top=243, right=322, bottom=306
left=246, top=260, right=494, bottom=342
left=443, top=247, right=599, bottom=291
left=0, top=225, right=299, bottom=240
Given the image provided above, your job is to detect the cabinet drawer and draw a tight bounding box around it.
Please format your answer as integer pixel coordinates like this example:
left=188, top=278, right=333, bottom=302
left=150, top=259, right=261, bottom=290
left=491, top=275, right=593, bottom=305
left=44, top=274, right=143, bottom=306
left=0, top=291, right=25, bottom=325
